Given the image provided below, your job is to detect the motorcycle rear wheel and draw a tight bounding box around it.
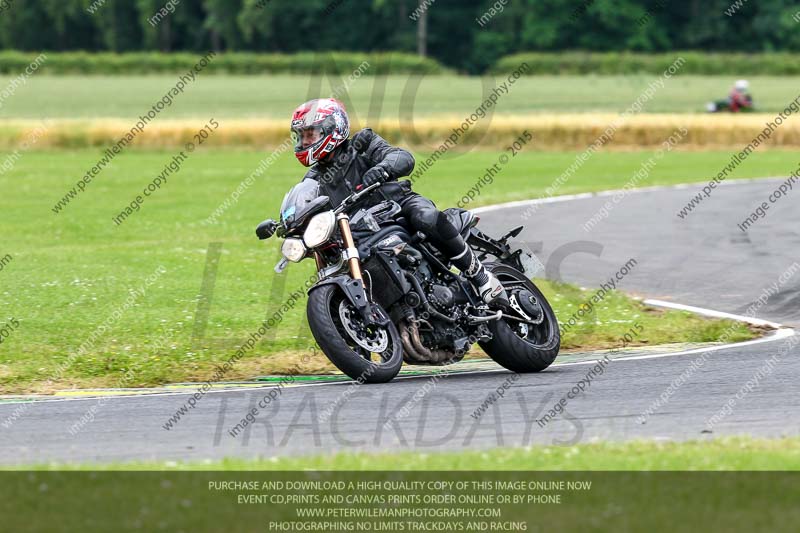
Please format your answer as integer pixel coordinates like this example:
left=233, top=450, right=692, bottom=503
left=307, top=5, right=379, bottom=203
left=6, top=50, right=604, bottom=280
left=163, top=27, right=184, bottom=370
left=478, top=263, right=560, bottom=373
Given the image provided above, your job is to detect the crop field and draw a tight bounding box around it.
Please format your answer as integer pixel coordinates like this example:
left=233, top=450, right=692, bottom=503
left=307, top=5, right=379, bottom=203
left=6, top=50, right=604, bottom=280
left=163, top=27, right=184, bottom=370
left=4, top=74, right=799, bottom=154
left=3, top=113, right=799, bottom=151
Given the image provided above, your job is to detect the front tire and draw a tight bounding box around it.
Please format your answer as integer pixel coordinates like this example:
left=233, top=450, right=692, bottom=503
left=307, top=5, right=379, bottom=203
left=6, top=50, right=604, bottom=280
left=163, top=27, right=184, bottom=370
left=479, top=263, right=560, bottom=373
left=307, top=284, right=403, bottom=383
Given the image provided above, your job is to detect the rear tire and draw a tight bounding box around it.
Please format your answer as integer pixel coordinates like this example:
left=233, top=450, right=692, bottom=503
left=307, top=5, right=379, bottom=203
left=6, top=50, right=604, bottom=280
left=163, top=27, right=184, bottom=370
left=479, top=263, right=560, bottom=373
left=307, top=284, right=403, bottom=383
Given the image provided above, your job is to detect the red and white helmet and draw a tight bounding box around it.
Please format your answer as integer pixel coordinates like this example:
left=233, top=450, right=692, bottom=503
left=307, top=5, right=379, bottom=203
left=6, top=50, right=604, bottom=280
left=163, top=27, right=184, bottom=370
left=290, top=98, right=350, bottom=166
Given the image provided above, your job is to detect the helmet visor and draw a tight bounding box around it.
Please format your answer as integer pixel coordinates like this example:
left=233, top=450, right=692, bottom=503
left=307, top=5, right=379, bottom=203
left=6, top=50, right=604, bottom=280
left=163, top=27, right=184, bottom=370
left=292, top=113, right=336, bottom=149
left=291, top=126, right=324, bottom=151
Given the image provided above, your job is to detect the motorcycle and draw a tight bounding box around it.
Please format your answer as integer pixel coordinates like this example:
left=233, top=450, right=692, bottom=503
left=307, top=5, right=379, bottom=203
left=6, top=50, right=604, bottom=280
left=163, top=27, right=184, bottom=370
left=706, top=94, right=754, bottom=113
left=256, top=180, right=560, bottom=383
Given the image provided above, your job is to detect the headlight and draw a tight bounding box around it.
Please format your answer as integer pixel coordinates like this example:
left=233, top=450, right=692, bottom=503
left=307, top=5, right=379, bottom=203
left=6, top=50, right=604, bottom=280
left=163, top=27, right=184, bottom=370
left=303, top=211, right=336, bottom=248
left=281, top=238, right=306, bottom=263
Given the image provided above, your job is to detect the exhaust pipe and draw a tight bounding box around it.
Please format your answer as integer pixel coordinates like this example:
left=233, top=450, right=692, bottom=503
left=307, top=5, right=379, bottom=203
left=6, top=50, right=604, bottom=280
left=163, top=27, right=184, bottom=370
left=399, top=321, right=426, bottom=364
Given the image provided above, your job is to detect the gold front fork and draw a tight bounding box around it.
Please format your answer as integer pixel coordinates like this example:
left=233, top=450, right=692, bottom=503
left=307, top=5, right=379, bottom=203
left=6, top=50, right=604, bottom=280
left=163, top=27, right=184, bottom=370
left=337, top=213, right=362, bottom=280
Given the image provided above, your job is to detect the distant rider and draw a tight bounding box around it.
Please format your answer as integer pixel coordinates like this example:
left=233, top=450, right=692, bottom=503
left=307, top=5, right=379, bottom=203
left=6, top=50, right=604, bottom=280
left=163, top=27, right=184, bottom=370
left=708, top=79, right=753, bottom=112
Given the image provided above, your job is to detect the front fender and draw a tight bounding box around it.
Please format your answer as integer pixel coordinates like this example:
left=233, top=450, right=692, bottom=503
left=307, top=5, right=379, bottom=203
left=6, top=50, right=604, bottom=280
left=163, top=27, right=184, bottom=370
left=308, top=275, right=391, bottom=327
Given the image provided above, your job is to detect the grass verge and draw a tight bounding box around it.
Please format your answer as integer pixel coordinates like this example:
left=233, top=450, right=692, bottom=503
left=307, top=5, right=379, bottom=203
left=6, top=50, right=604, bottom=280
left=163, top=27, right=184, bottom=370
left=12, top=436, right=799, bottom=471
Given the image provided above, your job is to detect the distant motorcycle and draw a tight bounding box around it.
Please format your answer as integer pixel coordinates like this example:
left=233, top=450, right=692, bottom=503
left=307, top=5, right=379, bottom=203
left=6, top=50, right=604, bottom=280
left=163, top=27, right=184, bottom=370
left=706, top=95, right=754, bottom=113
left=256, top=180, right=560, bottom=383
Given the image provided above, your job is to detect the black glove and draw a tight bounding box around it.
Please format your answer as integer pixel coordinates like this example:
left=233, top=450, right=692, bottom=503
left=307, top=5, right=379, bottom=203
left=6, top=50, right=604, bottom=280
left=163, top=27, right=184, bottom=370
left=362, top=166, right=389, bottom=188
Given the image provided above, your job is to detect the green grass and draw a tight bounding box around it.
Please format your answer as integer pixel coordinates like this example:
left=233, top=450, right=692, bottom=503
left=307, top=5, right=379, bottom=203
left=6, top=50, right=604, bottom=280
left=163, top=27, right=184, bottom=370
left=1, top=148, right=787, bottom=392
left=1, top=75, right=800, bottom=119
left=14, top=437, right=800, bottom=471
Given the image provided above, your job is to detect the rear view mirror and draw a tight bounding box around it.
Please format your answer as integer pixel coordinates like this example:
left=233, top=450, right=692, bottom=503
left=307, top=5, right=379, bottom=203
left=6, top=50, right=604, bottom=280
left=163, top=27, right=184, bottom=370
left=255, top=219, right=277, bottom=240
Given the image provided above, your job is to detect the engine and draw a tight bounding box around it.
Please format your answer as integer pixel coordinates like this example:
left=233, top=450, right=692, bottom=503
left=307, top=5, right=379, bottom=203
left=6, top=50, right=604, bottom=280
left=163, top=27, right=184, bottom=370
left=394, top=274, right=473, bottom=365
left=427, top=283, right=455, bottom=312
left=362, top=237, right=482, bottom=366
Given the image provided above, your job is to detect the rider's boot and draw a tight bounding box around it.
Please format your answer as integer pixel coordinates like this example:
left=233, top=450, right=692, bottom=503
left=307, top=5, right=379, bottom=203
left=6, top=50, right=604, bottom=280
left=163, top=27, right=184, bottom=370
left=451, top=244, right=509, bottom=308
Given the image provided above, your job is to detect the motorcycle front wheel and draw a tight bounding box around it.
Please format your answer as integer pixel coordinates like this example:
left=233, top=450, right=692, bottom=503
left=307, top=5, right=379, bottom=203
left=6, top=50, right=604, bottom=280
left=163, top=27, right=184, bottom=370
left=307, top=284, right=403, bottom=383
left=478, top=263, right=560, bottom=373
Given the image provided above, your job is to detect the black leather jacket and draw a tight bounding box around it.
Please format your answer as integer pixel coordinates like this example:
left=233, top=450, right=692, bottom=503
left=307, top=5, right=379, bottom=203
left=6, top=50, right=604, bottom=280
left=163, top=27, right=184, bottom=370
left=302, top=128, right=415, bottom=207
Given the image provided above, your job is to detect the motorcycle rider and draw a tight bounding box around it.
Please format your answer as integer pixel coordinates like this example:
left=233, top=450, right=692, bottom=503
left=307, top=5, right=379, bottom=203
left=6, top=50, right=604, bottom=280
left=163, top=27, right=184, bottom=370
left=708, top=79, right=753, bottom=113
left=290, top=97, right=508, bottom=307
left=728, top=79, right=753, bottom=112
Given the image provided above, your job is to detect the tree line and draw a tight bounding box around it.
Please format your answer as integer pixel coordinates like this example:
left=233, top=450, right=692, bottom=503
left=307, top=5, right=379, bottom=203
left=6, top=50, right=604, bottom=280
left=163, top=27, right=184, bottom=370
left=1, top=0, right=798, bottom=74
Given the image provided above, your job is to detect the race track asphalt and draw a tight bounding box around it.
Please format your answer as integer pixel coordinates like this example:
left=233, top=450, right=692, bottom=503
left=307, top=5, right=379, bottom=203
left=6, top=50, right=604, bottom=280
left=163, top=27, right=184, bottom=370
left=1, top=178, right=798, bottom=465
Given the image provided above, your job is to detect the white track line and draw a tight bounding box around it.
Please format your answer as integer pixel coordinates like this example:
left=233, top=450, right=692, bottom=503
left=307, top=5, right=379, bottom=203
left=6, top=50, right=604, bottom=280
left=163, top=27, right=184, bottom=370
left=4, top=307, right=794, bottom=406
left=3, top=324, right=793, bottom=407
left=643, top=299, right=783, bottom=329
left=557, top=326, right=795, bottom=367
left=470, top=175, right=790, bottom=214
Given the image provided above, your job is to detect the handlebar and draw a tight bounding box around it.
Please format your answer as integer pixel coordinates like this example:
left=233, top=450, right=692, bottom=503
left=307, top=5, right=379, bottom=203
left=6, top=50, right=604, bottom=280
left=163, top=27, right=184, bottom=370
left=334, top=181, right=382, bottom=215
left=259, top=182, right=382, bottom=240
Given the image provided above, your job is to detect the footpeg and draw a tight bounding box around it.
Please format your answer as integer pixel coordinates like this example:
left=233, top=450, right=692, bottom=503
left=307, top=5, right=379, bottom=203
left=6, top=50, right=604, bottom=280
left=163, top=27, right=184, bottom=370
left=467, top=310, right=503, bottom=324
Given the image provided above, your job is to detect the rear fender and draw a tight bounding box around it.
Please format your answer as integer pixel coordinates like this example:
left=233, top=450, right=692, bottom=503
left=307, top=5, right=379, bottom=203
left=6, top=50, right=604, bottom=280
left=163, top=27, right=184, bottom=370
left=467, top=225, right=541, bottom=277
left=467, top=226, right=513, bottom=259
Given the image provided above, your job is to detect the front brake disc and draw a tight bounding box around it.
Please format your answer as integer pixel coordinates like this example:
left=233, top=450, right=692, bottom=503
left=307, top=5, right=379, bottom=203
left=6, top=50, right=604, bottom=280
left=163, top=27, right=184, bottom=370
left=338, top=300, right=389, bottom=352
